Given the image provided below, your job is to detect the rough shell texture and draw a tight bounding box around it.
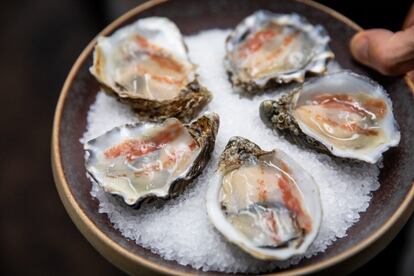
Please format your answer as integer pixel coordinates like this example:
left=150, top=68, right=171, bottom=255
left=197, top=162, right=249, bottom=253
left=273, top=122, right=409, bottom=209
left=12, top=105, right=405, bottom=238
left=90, top=17, right=212, bottom=122
left=101, top=79, right=212, bottom=123
left=208, top=136, right=322, bottom=260
left=260, top=90, right=329, bottom=153
left=225, top=11, right=334, bottom=93
left=260, top=71, right=400, bottom=163
left=218, top=136, right=266, bottom=173
left=85, top=112, right=219, bottom=208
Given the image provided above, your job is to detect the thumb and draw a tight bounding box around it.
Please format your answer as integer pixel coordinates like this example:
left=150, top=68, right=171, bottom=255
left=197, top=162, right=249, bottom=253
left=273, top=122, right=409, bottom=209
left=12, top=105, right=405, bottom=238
left=408, top=70, right=414, bottom=82
left=350, top=27, right=414, bottom=76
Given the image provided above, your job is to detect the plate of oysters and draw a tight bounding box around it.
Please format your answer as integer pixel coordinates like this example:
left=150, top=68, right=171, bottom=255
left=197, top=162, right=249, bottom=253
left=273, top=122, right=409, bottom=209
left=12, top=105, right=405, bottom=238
left=52, top=0, right=414, bottom=275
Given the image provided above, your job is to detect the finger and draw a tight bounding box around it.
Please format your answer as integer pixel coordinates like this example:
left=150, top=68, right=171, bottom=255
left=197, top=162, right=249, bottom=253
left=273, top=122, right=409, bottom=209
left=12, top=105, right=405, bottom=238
left=408, top=70, right=414, bottom=82
left=403, top=3, right=414, bottom=29
left=350, top=27, right=414, bottom=75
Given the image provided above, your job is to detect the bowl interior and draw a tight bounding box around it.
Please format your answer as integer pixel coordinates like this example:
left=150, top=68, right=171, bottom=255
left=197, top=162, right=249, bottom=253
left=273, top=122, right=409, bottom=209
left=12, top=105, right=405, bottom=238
left=57, top=0, right=414, bottom=274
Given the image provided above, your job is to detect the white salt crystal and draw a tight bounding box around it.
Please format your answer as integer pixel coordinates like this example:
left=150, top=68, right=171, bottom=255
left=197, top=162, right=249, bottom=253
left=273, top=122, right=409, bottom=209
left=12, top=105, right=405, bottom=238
left=82, top=29, right=380, bottom=273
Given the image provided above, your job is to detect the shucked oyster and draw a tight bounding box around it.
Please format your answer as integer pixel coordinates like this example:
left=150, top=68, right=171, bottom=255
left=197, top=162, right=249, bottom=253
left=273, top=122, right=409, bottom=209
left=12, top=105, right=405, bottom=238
left=85, top=112, right=219, bottom=208
left=90, top=17, right=212, bottom=122
left=206, top=137, right=321, bottom=260
left=260, top=71, right=400, bottom=163
left=225, top=11, right=334, bottom=92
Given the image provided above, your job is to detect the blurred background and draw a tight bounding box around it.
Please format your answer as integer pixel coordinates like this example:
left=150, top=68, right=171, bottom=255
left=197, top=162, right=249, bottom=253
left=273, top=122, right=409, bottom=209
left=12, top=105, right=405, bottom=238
left=1, top=0, right=413, bottom=275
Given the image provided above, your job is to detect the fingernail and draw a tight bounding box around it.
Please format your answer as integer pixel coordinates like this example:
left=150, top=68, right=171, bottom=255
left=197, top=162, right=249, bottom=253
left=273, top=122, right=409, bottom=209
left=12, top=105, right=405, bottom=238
left=351, top=33, right=369, bottom=63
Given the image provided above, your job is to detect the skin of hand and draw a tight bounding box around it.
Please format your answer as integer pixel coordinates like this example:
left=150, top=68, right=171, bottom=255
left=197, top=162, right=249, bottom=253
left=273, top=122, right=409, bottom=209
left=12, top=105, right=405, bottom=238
left=350, top=3, right=414, bottom=81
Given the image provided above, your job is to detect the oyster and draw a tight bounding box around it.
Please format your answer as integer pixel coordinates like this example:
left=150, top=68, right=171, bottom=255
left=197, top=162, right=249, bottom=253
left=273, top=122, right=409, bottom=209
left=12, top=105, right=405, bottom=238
left=260, top=71, right=401, bottom=163
left=85, top=112, right=219, bottom=208
left=90, top=17, right=212, bottom=122
left=206, top=137, right=322, bottom=260
left=225, top=11, right=334, bottom=92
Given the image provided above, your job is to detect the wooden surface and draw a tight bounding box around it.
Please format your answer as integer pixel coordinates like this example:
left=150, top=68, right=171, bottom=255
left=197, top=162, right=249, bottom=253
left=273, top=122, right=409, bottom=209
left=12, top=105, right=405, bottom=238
left=2, top=0, right=414, bottom=275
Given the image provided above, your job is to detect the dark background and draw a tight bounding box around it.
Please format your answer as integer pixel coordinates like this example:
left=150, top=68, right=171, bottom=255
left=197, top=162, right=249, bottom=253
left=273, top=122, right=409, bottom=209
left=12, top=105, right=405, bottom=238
left=1, top=0, right=413, bottom=275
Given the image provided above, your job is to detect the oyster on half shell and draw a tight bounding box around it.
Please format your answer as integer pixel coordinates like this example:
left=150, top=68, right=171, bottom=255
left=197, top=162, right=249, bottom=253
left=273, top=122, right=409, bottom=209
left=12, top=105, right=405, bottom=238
left=85, top=112, right=219, bottom=208
left=90, top=17, right=212, bottom=122
left=260, top=71, right=401, bottom=163
left=225, top=11, right=334, bottom=93
left=206, top=137, right=322, bottom=260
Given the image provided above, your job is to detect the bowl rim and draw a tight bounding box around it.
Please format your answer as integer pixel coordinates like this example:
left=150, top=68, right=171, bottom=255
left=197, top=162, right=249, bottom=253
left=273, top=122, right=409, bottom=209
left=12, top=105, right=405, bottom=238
left=51, top=0, right=414, bottom=275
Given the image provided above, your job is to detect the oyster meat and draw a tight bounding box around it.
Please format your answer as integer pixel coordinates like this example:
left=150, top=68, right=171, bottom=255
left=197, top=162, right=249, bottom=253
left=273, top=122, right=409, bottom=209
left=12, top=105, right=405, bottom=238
left=85, top=112, right=219, bottom=208
left=206, top=137, right=322, bottom=260
left=225, top=10, right=334, bottom=92
left=90, top=17, right=212, bottom=122
left=260, top=71, right=401, bottom=163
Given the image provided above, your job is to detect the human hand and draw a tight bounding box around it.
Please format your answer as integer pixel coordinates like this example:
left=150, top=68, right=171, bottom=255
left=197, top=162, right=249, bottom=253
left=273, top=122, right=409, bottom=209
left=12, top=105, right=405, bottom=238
left=350, top=3, right=414, bottom=81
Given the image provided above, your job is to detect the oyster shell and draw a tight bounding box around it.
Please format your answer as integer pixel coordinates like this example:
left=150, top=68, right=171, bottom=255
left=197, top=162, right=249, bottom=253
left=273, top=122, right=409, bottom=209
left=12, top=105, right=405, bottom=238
left=90, top=17, right=212, bottom=122
left=225, top=11, right=334, bottom=92
left=260, top=71, right=401, bottom=163
left=85, top=112, right=219, bottom=208
left=206, top=137, right=322, bottom=260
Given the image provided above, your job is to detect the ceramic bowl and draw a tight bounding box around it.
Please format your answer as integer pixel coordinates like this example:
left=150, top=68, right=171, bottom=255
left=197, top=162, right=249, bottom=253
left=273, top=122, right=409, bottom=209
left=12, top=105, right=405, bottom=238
left=52, top=0, right=414, bottom=274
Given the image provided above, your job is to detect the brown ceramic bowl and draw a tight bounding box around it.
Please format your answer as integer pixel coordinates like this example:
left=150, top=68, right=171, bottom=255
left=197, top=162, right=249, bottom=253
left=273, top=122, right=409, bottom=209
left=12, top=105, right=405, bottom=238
left=51, top=0, right=414, bottom=275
